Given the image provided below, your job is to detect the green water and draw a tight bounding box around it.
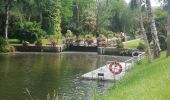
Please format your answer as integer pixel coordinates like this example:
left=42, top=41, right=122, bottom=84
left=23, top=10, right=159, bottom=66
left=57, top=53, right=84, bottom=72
left=0, top=52, right=113, bottom=100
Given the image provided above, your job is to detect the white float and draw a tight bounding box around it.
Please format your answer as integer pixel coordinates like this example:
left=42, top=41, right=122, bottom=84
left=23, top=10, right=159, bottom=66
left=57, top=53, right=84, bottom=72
left=81, top=62, right=132, bottom=81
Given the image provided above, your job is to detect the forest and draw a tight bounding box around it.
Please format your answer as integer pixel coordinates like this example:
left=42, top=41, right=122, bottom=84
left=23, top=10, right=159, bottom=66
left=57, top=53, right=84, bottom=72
left=0, top=0, right=169, bottom=57
left=0, top=0, right=137, bottom=37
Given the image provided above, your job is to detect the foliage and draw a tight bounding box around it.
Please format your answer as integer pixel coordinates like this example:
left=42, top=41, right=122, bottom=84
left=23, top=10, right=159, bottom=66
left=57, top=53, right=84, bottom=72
left=146, top=8, right=167, bottom=50
left=158, top=34, right=167, bottom=50
left=0, top=38, right=15, bottom=52
left=14, top=21, right=46, bottom=43
left=116, top=39, right=122, bottom=45
left=42, top=1, right=61, bottom=35
left=35, top=39, right=43, bottom=46
left=85, top=34, right=94, bottom=45
left=61, top=0, right=73, bottom=22
left=116, top=39, right=124, bottom=48
left=137, top=42, right=145, bottom=51
left=97, top=34, right=107, bottom=47
left=102, top=30, right=115, bottom=37
left=60, top=0, right=73, bottom=33
left=65, top=30, right=73, bottom=37
left=65, top=30, right=73, bottom=46
left=0, top=38, right=8, bottom=47
left=0, top=0, right=168, bottom=51
left=82, top=11, right=96, bottom=34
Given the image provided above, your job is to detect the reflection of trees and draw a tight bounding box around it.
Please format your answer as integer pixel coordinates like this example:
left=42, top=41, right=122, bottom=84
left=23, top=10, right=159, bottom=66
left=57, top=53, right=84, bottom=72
left=0, top=53, right=103, bottom=99
left=62, top=53, right=98, bottom=72
left=96, top=55, right=105, bottom=68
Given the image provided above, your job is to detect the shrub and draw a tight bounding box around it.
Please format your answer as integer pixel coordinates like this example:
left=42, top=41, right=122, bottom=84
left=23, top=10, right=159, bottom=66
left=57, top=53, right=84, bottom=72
left=158, top=34, right=166, bottom=50
left=75, top=36, right=82, bottom=46
left=116, top=39, right=124, bottom=48
left=14, top=21, right=46, bottom=43
left=103, top=31, right=115, bottom=37
left=137, top=42, right=145, bottom=51
left=0, top=38, right=15, bottom=52
left=35, top=39, right=43, bottom=46
left=0, top=38, right=8, bottom=46
left=5, top=45, right=16, bottom=52
left=85, top=34, right=94, bottom=45
left=66, top=30, right=73, bottom=37
left=97, top=34, right=107, bottom=47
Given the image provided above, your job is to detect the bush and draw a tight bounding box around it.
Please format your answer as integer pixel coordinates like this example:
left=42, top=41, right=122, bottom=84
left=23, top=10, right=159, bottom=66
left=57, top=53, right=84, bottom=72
left=137, top=42, right=145, bottom=51
left=35, top=39, right=43, bottom=46
left=158, top=34, right=166, bottom=50
left=85, top=34, right=94, bottom=45
left=14, top=21, right=46, bottom=43
left=116, top=39, right=124, bottom=48
left=97, top=34, right=107, bottom=47
left=0, top=38, right=15, bottom=52
left=66, top=30, right=73, bottom=37
left=0, top=38, right=8, bottom=46
left=103, top=31, right=115, bottom=37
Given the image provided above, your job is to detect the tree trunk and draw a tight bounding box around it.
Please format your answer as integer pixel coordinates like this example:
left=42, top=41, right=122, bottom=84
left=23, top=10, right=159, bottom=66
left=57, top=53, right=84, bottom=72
left=5, top=3, right=9, bottom=40
left=40, top=11, right=43, bottom=24
left=137, top=0, right=152, bottom=63
left=96, top=0, right=98, bottom=32
left=76, top=0, right=79, bottom=28
left=167, top=1, right=170, bottom=57
left=28, top=15, right=31, bottom=22
left=146, top=0, right=161, bottom=58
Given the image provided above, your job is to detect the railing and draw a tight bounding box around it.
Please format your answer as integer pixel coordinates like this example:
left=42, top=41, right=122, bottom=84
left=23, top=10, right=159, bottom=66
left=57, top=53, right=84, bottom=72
left=99, top=51, right=145, bottom=81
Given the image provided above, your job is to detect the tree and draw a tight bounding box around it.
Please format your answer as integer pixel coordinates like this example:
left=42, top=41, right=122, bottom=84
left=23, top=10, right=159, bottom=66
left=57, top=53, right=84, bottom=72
left=136, top=0, right=152, bottom=63
left=14, top=21, right=46, bottom=43
left=34, top=0, right=47, bottom=23
left=146, top=0, right=161, bottom=58
left=61, top=0, right=73, bottom=33
left=41, top=0, right=61, bottom=35
left=4, top=0, right=10, bottom=40
left=1, top=0, right=25, bottom=39
left=167, top=0, right=170, bottom=56
left=82, top=11, right=96, bottom=34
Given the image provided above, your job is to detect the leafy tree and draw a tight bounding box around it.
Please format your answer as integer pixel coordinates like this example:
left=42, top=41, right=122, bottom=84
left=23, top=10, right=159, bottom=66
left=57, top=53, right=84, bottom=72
left=0, top=0, right=19, bottom=39
left=82, top=11, right=96, bottom=34
left=60, top=0, right=73, bottom=33
left=129, top=0, right=152, bottom=63
left=42, top=0, right=61, bottom=35
left=154, top=8, right=167, bottom=50
left=166, top=0, right=170, bottom=56
left=14, top=21, right=46, bottom=43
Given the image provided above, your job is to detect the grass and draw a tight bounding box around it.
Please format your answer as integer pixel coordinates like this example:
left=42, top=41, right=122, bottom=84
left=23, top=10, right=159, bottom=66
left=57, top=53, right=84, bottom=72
left=42, top=39, right=64, bottom=45
left=8, top=39, right=63, bottom=45
left=8, top=39, right=20, bottom=44
left=124, top=39, right=143, bottom=49
left=100, top=52, right=170, bottom=100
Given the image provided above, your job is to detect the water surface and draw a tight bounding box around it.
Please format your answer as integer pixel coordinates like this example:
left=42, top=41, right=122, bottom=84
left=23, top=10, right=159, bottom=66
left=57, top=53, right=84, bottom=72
left=0, top=52, right=116, bottom=100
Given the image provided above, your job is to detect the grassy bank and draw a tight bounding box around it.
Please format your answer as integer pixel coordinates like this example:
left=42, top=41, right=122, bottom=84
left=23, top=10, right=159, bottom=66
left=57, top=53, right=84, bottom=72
left=101, top=52, right=170, bottom=100
left=124, top=39, right=143, bottom=49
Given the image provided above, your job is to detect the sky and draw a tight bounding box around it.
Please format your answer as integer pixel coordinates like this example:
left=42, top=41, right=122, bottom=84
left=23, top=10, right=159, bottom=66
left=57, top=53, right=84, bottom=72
left=125, top=0, right=160, bottom=7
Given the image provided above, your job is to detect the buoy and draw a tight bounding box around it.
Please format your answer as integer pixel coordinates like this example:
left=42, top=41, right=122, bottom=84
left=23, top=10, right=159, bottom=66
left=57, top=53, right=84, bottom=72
left=109, top=61, right=122, bottom=75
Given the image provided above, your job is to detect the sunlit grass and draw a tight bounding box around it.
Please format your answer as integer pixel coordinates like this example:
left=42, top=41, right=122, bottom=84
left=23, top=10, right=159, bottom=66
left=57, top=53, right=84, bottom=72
left=41, top=39, right=63, bottom=45
left=101, top=52, right=170, bottom=100
left=8, top=39, right=63, bottom=45
left=8, top=39, right=20, bottom=44
left=124, top=39, right=143, bottom=49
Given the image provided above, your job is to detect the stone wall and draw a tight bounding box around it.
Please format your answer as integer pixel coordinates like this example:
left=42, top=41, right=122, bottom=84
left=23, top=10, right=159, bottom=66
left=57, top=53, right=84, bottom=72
left=14, top=45, right=64, bottom=52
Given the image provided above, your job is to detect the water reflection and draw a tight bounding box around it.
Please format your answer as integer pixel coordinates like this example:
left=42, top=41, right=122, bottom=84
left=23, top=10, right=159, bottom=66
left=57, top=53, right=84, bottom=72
left=0, top=52, right=115, bottom=100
